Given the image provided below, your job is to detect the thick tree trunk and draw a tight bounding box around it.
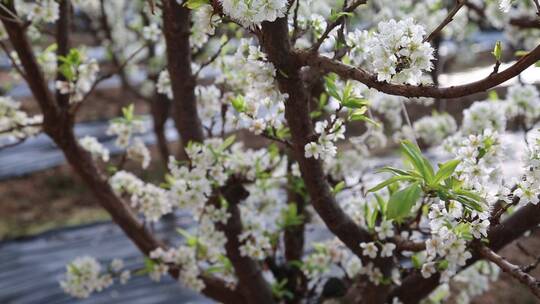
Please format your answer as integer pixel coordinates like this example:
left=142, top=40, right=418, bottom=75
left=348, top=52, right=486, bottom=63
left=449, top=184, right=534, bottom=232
left=215, top=183, right=276, bottom=304
left=162, top=0, right=204, bottom=154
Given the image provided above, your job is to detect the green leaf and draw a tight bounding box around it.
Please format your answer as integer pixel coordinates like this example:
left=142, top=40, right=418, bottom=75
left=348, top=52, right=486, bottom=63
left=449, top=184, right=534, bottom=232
left=400, top=140, right=434, bottom=183
left=324, top=74, right=341, bottom=101
left=122, top=104, right=134, bottom=121
left=411, top=253, right=422, bottom=269
left=374, top=193, right=387, bottom=216
left=342, top=97, right=368, bottom=109
left=386, top=183, right=422, bottom=220
left=332, top=181, right=346, bottom=194
left=377, top=167, right=414, bottom=177
left=488, top=90, right=499, bottom=100
left=278, top=203, right=304, bottom=230
left=220, top=135, right=236, bottom=151
left=368, top=175, right=419, bottom=193
left=231, top=95, right=246, bottom=113
left=432, top=159, right=460, bottom=185
left=329, top=11, right=354, bottom=22
left=184, top=0, right=209, bottom=9
left=492, top=41, right=502, bottom=61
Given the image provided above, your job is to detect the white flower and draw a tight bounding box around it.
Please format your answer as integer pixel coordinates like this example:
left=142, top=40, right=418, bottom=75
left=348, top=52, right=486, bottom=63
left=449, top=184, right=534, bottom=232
left=375, top=220, right=394, bottom=239
left=499, top=0, right=512, bottom=12
left=304, top=142, right=322, bottom=159
left=360, top=242, right=378, bottom=259
left=79, top=136, right=109, bottom=162
left=142, top=23, right=161, bottom=42
left=119, top=270, right=130, bottom=284
left=421, top=262, right=437, bottom=278
left=60, top=256, right=113, bottom=298
left=0, top=97, right=42, bottom=139
left=514, top=186, right=539, bottom=205
left=413, top=113, right=457, bottom=146
left=127, top=138, right=151, bottom=169
left=191, top=4, right=220, bottom=48
left=220, top=0, right=288, bottom=27
left=157, top=70, right=173, bottom=99
left=380, top=243, right=396, bottom=257
left=363, top=18, right=434, bottom=85
left=110, top=258, right=124, bottom=272
left=27, top=0, right=60, bottom=23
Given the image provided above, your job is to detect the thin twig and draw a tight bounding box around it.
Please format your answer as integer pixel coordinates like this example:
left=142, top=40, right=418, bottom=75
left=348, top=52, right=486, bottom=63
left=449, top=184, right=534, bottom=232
left=423, top=0, right=466, bottom=43
left=310, top=0, right=367, bottom=52
left=400, top=100, right=419, bottom=146
left=0, top=40, right=27, bottom=79
left=78, top=44, right=146, bottom=105
left=194, top=37, right=232, bottom=77
left=477, top=245, right=540, bottom=299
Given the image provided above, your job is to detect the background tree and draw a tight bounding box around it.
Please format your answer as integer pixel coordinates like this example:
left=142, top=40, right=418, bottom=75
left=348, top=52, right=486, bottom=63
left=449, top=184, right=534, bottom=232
left=1, top=0, right=540, bottom=303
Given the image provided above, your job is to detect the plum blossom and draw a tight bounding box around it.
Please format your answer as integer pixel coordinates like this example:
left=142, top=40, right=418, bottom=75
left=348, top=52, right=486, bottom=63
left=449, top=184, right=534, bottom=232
left=220, top=0, right=288, bottom=27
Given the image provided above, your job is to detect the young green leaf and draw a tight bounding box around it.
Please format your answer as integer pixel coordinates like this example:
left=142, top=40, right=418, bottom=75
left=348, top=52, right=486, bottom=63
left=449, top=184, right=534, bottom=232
left=184, top=0, right=209, bottom=9
left=400, top=140, right=434, bottom=183
left=386, top=183, right=422, bottom=220
left=231, top=95, right=246, bottom=113
left=332, top=181, right=346, bottom=194
left=367, top=175, right=419, bottom=193
left=492, top=41, right=502, bottom=62
left=432, top=159, right=460, bottom=185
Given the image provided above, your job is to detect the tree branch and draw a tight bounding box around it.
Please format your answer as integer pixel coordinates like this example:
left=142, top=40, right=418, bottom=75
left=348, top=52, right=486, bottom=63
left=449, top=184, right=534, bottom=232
left=1, top=4, right=243, bottom=303
left=259, top=16, right=374, bottom=262
left=423, top=0, right=466, bottom=43
left=477, top=245, right=540, bottom=299
left=309, top=0, right=367, bottom=52
left=213, top=181, right=275, bottom=304
left=295, top=43, right=540, bottom=99
left=56, top=0, right=71, bottom=108
left=162, top=0, right=205, bottom=151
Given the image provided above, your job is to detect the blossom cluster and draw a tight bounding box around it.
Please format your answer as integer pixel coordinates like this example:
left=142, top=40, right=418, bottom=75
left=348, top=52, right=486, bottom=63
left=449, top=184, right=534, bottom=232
left=106, top=107, right=151, bottom=168
left=0, top=97, right=42, bottom=141
left=504, top=83, right=540, bottom=125
left=191, top=4, right=220, bottom=48
left=24, top=0, right=60, bottom=24
left=60, top=256, right=129, bottom=299
left=79, top=136, right=110, bottom=162
left=55, top=54, right=100, bottom=104
left=110, top=171, right=172, bottom=222
left=304, top=115, right=346, bottom=162
left=220, top=0, right=288, bottom=27
left=149, top=247, right=205, bottom=291
left=355, top=18, right=434, bottom=84
left=413, top=112, right=457, bottom=146
left=219, top=39, right=287, bottom=135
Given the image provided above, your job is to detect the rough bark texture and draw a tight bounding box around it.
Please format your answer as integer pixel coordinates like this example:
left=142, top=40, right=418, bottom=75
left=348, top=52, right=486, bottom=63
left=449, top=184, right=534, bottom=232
left=260, top=17, right=372, bottom=260
left=296, top=44, right=540, bottom=99
left=0, top=4, right=243, bottom=303
left=162, top=0, right=204, bottom=151
left=214, top=183, right=275, bottom=304
left=259, top=17, right=390, bottom=303
left=55, top=0, right=71, bottom=108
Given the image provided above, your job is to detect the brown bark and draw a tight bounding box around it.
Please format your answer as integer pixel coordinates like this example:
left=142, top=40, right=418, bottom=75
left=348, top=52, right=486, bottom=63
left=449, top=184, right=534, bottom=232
left=214, top=182, right=275, bottom=304
left=55, top=0, right=71, bottom=108
left=0, top=4, right=243, bottom=303
left=477, top=245, right=540, bottom=299
left=295, top=43, right=540, bottom=99
left=151, top=92, right=171, bottom=167
left=259, top=17, right=392, bottom=303
left=259, top=16, right=371, bottom=262
left=390, top=202, right=540, bottom=303
left=162, top=0, right=205, bottom=152
left=283, top=174, right=307, bottom=302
